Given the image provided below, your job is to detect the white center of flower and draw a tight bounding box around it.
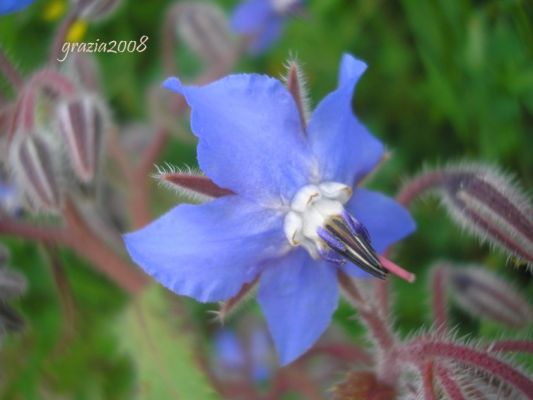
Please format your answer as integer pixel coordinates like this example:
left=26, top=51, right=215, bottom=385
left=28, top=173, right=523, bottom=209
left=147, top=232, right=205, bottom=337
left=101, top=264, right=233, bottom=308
left=284, top=182, right=352, bottom=258
left=272, top=0, right=299, bottom=14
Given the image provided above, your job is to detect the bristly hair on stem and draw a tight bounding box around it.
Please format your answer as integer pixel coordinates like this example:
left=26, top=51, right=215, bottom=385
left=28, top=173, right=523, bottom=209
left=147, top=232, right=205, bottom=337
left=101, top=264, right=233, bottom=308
left=282, top=54, right=311, bottom=132
left=208, top=279, right=258, bottom=325
left=153, top=163, right=233, bottom=202
left=399, top=161, right=533, bottom=267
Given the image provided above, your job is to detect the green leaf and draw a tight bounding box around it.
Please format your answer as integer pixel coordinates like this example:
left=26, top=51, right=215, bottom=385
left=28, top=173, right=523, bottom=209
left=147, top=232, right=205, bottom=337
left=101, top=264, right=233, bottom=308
left=119, top=285, right=218, bottom=400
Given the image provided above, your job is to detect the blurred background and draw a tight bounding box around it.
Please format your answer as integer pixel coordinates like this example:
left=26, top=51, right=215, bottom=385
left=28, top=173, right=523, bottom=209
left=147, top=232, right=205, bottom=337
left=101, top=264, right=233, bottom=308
left=0, top=0, right=532, bottom=398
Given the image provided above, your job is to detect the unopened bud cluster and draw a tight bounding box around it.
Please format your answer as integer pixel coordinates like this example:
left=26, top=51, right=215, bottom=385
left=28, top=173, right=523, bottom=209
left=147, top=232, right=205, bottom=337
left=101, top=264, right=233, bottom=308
left=4, top=68, right=108, bottom=214
left=71, top=0, right=122, bottom=21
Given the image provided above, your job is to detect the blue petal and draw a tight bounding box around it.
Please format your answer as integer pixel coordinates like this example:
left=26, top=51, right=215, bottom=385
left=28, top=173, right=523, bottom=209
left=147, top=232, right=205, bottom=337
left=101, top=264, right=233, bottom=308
left=0, top=0, right=34, bottom=15
left=163, top=76, right=313, bottom=204
left=307, top=54, right=384, bottom=186
left=249, top=328, right=272, bottom=382
left=124, top=196, right=286, bottom=302
left=231, top=0, right=274, bottom=34
left=214, top=329, right=246, bottom=369
left=257, top=249, right=339, bottom=365
left=346, top=188, right=416, bottom=253
left=338, top=53, right=367, bottom=87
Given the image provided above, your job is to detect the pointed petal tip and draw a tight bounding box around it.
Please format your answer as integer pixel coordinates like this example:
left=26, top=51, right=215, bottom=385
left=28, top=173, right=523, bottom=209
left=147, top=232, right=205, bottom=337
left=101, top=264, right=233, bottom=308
left=162, top=77, right=185, bottom=94
left=339, top=53, right=368, bottom=87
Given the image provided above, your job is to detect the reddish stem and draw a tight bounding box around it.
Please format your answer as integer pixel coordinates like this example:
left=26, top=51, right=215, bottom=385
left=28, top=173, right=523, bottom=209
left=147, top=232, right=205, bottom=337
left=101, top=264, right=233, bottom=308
left=431, top=266, right=449, bottom=333
left=269, top=368, right=322, bottom=400
left=397, top=170, right=446, bottom=207
left=490, top=340, right=533, bottom=354
left=29, top=69, right=76, bottom=97
left=401, top=339, right=533, bottom=397
left=49, top=11, right=79, bottom=65
left=0, top=49, right=23, bottom=89
left=1, top=202, right=147, bottom=294
left=302, top=343, right=372, bottom=365
left=435, top=364, right=465, bottom=400
left=63, top=200, right=147, bottom=293
left=0, top=218, right=69, bottom=244
left=373, top=279, right=390, bottom=320
left=420, top=361, right=438, bottom=400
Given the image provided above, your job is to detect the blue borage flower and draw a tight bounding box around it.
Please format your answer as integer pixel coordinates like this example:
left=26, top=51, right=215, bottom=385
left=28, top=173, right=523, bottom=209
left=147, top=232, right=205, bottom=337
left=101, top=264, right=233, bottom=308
left=124, top=54, right=416, bottom=365
left=214, top=328, right=272, bottom=383
left=231, top=0, right=304, bottom=54
left=0, top=0, right=35, bottom=15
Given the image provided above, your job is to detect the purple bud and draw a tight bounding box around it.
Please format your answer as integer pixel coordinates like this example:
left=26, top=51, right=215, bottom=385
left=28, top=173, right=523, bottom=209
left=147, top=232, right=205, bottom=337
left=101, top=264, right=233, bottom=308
left=448, top=265, right=533, bottom=329
left=440, top=164, right=533, bottom=264
left=173, top=2, right=236, bottom=69
left=401, top=163, right=533, bottom=265
left=56, top=95, right=106, bottom=184
left=72, top=0, right=122, bottom=21
left=9, top=134, right=63, bottom=213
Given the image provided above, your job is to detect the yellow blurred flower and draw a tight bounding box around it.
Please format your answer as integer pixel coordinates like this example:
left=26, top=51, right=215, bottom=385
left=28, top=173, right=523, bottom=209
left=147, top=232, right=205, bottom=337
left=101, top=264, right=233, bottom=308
left=42, top=0, right=66, bottom=21
left=43, top=0, right=88, bottom=43
left=66, top=19, right=88, bottom=42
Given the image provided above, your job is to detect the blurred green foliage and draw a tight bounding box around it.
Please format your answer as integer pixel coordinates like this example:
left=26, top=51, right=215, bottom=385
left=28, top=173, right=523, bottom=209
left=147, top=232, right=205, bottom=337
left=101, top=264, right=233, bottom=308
left=0, top=0, right=531, bottom=398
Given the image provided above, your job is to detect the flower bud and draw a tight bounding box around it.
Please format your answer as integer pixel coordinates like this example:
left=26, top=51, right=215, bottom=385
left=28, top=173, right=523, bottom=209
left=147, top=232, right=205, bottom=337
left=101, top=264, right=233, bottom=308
left=56, top=95, right=106, bottom=184
left=62, top=54, right=101, bottom=92
left=0, top=268, right=27, bottom=300
left=173, top=2, right=236, bottom=69
left=437, top=163, right=532, bottom=265
left=448, top=266, right=533, bottom=329
left=9, top=134, right=63, bottom=213
left=71, top=0, right=122, bottom=21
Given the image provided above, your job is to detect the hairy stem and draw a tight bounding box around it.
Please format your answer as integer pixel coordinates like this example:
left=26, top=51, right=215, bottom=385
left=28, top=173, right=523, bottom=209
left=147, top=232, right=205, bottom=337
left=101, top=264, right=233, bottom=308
left=435, top=364, right=465, bottom=400
left=490, top=340, right=533, bottom=354
left=270, top=368, right=322, bottom=400
left=397, top=170, right=447, bottom=207
left=0, top=217, right=69, bottom=244
left=302, top=343, right=372, bottom=365
left=401, top=339, right=533, bottom=397
left=420, top=361, right=438, bottom=400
